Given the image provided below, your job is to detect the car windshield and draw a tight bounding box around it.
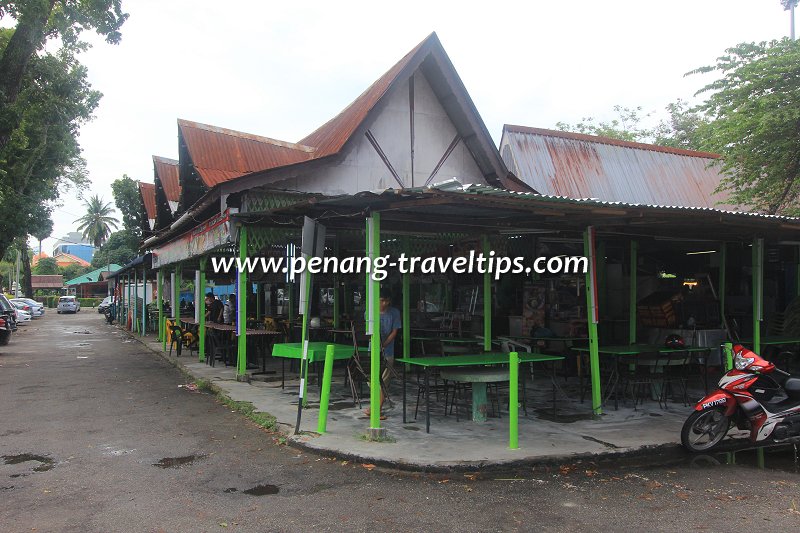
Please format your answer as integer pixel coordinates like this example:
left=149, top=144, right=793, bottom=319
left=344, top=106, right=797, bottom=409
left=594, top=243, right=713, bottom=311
left=59, top=297, right=73, bottom=303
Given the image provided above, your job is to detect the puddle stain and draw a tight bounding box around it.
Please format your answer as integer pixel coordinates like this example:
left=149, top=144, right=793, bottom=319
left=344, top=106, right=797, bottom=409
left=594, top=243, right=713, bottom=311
left=533, top=409, right=594, bottom=423
left=2, top=453, right=55, bottom=472
left=152, top=454, right=206, bottom=468
left=242, top=484, right=279, bottom=496
left=403, top=425, right=421, bottom=431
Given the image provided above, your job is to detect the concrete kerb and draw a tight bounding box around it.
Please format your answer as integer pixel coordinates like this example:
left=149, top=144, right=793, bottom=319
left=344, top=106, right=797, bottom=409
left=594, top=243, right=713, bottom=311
left=121, top=325, right=693, bottom=473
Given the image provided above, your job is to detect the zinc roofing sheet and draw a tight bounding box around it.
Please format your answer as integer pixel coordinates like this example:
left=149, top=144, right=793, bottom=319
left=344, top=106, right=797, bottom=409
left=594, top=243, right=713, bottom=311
left=178, top=120, right=315, bottom=188
left=138, top=181, right=157, bottom=221
left=502, top=125, right=736, bottom=210
left=153, top=156, right=181, bottom=202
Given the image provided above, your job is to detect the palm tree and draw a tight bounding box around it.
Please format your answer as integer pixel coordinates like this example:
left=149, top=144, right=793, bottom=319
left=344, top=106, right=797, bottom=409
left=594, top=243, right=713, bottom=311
left=75, top=195, right=119, bottom=248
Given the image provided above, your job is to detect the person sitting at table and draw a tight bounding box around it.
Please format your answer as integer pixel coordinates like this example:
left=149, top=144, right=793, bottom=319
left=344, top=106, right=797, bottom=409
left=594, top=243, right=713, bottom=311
left=205, top=293, right=224, bottom=323
left=366, top=289, right=401, bottom=418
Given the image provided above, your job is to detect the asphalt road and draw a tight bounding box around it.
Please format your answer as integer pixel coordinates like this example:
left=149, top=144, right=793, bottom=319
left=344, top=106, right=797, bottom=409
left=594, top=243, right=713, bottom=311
left=1, top=312, right=799, bottom=532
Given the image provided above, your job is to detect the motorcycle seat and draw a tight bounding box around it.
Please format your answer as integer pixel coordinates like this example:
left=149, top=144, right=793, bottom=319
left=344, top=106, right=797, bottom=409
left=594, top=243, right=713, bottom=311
left=785, top=377, right=800, bottom=400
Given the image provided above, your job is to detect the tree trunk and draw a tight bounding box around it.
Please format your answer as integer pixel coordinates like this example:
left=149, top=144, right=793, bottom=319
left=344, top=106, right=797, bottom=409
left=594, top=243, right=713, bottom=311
left=0, top=0, right=57, bottom=151
left=19, top=240, right=33, bottom=297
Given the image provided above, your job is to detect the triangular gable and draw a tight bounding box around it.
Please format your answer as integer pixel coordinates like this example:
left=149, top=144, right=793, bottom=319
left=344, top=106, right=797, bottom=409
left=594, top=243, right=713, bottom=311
left=153, top=155, right=180, bottom=230
left=138, top=181, right=156, bottom=232
left=500, top=125, right=733, bottom=209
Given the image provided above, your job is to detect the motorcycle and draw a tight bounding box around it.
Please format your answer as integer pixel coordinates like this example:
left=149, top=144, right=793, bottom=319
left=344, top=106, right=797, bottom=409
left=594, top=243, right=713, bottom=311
left=104, top=302, right=116, bottom=325
left=681, top=344, right=800, bottom=452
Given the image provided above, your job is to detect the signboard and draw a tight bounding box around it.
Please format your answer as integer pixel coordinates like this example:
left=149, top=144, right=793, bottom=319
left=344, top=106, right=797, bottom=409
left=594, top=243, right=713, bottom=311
left=152, top=210, right=231, bottom=268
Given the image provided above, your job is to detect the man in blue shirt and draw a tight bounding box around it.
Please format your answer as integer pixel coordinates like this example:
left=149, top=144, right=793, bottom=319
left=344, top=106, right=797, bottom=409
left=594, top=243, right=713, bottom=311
left=367, top=290, right=401, bottom=417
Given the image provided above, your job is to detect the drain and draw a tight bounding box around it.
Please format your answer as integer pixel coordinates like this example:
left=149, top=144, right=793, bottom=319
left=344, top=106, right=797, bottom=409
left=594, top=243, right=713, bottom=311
left=242, top=484, right=279, bottom=496
left=152, top=454, right=206, bottom=468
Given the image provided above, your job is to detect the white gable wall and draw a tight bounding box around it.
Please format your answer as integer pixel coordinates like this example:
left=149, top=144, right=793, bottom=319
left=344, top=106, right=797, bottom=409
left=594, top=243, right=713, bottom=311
left=270, top=71, right=486, bottom=195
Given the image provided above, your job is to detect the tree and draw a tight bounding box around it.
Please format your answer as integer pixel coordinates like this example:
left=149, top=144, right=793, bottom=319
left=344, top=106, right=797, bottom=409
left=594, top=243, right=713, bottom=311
left=555, top=105, right=654, bottom=143
left=0, top=27, right=99, bottom=260
left=111, top=174, right=142, bottom=237
left=75, top=195, right=118, bottom=247
left=690, top=39, right=800, bottom=215
left=0, top=1, right=127, bottom=151
left=33, top=256, right=57, bottom=274
left=91, top=228, right=138, bottom=267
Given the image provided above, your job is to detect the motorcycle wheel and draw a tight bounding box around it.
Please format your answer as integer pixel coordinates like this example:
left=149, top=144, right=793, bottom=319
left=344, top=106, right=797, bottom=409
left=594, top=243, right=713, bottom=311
left=681, top=408, right=730, bottom=452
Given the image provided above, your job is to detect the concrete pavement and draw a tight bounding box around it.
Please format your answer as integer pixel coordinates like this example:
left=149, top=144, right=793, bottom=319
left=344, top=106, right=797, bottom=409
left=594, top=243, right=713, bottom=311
left=1, top=312, right=798, bottom=532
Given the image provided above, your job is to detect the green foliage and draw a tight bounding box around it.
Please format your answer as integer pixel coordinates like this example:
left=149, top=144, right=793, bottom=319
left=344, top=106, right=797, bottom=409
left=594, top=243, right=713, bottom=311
left=60, top=262, right=91, bottom=281
left=555, top=102, right=706, bottom=149
left=690, top=39, right=800, bottom=215
left=33, top=256, right=57, bottom=274
left=111, top=174, right=142, bottom=236
left=75, top=194, right=119, bottom=247
left=91, top=228, right=138, bottom=267
left=77, top=297, right=100, bottom=307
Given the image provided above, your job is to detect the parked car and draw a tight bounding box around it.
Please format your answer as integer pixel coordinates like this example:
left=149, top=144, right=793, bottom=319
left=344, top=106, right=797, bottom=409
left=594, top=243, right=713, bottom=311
left=97, top=295, right=115, bottom=314
left=12, top=297, right=44, bottom=317
left=57, top=296, right=81, bottom=314
left=0, top=294, right=16, bottom=344
left=11, top=302, right=32, bottom=324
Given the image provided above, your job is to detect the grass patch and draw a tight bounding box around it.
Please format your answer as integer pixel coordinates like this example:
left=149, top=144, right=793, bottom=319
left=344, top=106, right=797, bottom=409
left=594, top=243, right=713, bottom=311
left=193, top=379, right=212, bottom=392
left=358, top=433, right=396, bottom=444
left=219, top=395, right=277, bottom=431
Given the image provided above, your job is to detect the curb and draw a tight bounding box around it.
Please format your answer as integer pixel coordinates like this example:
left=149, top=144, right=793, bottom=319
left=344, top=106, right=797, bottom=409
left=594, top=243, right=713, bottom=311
left=123, top=325, right=693, bottom=473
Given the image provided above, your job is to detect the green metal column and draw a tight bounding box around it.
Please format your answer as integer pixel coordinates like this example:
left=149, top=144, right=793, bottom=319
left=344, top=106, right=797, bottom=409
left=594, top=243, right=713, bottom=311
left=584, top=227, right=602, bottom=416
left=127, top=274, right=132, bottom=331
left=483, top=235, right=491, bottom=351
left=719, top=243, right=727, bottom=327
left=237, top=226, right=248, bottom=378
left=402, top=236, right=411, bottom=360
left=629, top=240, right=638, bottom=345
left=753, top=238, right=764, bottom=353
left=368, top=212, right=381, bottom=430
left=158, top=269, right=165, bottom=348
left=141, top=268, right=147, bottom=335
left=198, top=258, right=206, bottom=362
left=133, top=269, right=138, bottom=334
left=173, top=265, right=181, bottom=320
left=509, top=350, right=519, bottom=449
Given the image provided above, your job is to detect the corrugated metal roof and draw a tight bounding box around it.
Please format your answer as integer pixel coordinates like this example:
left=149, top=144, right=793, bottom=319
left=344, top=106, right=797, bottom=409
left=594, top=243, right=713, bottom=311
left=31, top=275, right=63, bottom=289
left=153, top=156, right=181, bottom=202
left=178, top=119, right=315, bottom=188
left=431, top=180, right=799, bottom=221
left=298, top=34, right=431, bottom=158
left=138, top=181, right=157, bottom=221
left=501, top=125, right=736, bottom=210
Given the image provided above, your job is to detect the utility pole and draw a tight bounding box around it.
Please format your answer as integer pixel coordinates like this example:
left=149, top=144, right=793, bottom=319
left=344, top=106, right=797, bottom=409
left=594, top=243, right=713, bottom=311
left=784, top=0, right=798, bottom=39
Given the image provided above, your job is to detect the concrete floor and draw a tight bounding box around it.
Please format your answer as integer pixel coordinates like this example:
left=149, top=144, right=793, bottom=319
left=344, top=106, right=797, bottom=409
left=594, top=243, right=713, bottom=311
left=142, top=325, right=708, bottom=468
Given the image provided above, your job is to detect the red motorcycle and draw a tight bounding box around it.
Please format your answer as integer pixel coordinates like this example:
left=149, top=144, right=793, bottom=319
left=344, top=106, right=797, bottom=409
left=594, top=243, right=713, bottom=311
left=681, top=344, right=800, bottom=452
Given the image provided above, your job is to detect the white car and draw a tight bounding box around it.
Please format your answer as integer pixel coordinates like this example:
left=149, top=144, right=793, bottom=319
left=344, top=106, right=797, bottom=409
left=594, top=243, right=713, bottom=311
left=11, top=302, right=32, bottom=324
left=57, top=296, right=81, bottom=314
left=11, top=298, right=44, bottom=317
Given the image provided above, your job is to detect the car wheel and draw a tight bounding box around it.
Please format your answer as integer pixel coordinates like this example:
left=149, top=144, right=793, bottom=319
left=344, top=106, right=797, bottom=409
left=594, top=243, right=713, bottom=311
left=0, top=330, right=10, bottom=346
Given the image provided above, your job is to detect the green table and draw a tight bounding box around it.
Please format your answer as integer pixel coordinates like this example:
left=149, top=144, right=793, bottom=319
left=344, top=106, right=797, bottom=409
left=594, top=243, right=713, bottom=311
left=741, top=336, right=800, bottom=346
left=397, top=352, right=565, bottom=432
left=271, top=342, right=366, bottom=389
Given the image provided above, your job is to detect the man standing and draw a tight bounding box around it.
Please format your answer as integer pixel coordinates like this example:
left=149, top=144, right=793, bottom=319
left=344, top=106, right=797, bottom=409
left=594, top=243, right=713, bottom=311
left=205, top=293, right=223, bottom=323
left=373, top=289, right=401, bottom=417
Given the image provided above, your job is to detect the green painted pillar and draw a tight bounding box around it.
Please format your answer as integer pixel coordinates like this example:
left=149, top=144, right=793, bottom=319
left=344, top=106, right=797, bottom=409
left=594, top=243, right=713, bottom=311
left=237, top=226, right=248, bottom=378
left=142, top=268, right=147, bottom=335
left=483, top=235, right=491, bottom=351
left=157, top=269, right=164, bottom=345
left=198, top=258, right=206, bottom=362
left=719, top=242, right=727, bottom=328
left=629, top=240, right=638, bottom=345
left=509, top=350, right=519, bottom=449
left=317, top=344, right=336, bottom=434
left=584, top=227, right=602, bottom=416
left=174, top=265, right=182, bottom=321
left=133, top=269, right=138, bottom=334
left=402, top=236, right=411, bottom=360
left=752, top=238, right=763, bottom=354
left=127, top=274, right=132, bottom=331
left=368, top=212, right=381, bottom=430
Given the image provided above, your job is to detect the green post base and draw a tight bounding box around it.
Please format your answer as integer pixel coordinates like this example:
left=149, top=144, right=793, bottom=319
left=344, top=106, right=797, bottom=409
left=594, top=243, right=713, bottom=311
left=472, top=383, right=488, bottom=422
left=317, top=344, right=335, bottom=434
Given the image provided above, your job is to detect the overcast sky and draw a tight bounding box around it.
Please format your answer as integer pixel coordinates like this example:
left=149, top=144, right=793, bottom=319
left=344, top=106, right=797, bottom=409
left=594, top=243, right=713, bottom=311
left=36, top=0, right=794, bottom=253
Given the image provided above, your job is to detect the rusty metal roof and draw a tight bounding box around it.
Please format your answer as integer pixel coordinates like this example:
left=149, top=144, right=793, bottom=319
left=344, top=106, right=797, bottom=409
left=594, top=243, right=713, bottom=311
left=500, top=125, right=736, bottom=210
left=138, top=181, right=157, bottom=221
left=153, top=156, right=181, bottom=202
left=177, top=119, right=315, bottom=188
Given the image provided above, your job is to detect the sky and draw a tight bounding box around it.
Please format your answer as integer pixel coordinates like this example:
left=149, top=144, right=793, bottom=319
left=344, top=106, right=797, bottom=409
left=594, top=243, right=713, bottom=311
left=33, top=0, right=795, bottom=253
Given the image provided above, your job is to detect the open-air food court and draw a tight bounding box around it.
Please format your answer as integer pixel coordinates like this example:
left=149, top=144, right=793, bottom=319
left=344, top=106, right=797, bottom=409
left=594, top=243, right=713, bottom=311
left=113, top=34, right=800, bottom=461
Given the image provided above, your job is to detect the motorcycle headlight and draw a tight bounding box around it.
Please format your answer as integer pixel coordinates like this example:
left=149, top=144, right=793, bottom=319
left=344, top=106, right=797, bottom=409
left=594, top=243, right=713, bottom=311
left=734, top=353, right=755, bottom=370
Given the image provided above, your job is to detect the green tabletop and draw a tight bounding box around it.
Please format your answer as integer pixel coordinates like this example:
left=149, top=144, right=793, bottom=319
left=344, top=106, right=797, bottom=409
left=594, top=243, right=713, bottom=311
left=271, top=342, right=364, bottom=362
left=411, top=337, right=481, bottom=344
left=397, top=352, right=565, bottom=367
left=740, top=336, right=800, bottom=346
left=504, top=336, right=587, bottom=342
